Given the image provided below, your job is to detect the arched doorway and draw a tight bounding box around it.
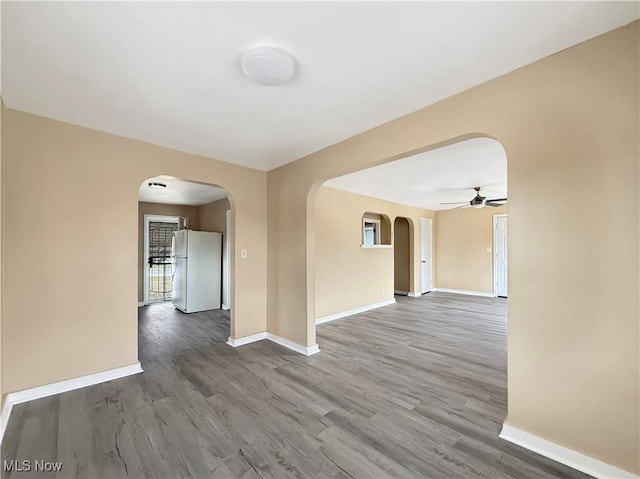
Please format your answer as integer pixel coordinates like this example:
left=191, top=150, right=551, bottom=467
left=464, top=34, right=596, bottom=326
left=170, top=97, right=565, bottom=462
left=138, top=175, right=235, bottom=361
left=309, top=135, right=507, bottom=344
left=393, top=216, right=412, bottom=295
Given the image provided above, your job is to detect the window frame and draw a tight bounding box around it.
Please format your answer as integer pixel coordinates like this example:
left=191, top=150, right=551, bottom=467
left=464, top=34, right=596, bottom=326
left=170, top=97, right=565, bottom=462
left=362, top=218, right=381, bottom=246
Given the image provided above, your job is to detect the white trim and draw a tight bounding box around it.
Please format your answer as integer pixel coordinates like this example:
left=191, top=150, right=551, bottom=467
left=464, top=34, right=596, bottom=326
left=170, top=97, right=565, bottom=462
left=362, top=217, right=381, bottom=245
left=137, top=301, right=146, bottom=307
left=266, top=333, right=320, bottom=356
left=407, top=292, right=422, bottom=297
left=419, top=217, right=434, bottom=294
left=493, top=213, right=508, bottom=297
left=223, top=209, right=232, bottom=312
left=5, top=363, right=143, bottom=404
left=499, top=424, right=638, bottom=479
left=143, top=214, right=181, bottom=305
left=0, top=363, right=143, bottom=444
left=394, top=290, right=409, bottom=296
left=1, top=400, right=13, bottom=446
left=226, top=332, right=267, bottom=347
left=315, top=298, right=396, bottom=325
left=226, top=332, right=320, bottom=356
left=432, top=287, right=495, bottom=298
left=360, top=244, right=392, bottom=249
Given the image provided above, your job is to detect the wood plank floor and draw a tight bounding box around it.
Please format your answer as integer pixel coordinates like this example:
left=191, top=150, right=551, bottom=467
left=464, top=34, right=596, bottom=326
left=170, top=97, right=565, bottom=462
left=1, top=294, right=591, bottom=478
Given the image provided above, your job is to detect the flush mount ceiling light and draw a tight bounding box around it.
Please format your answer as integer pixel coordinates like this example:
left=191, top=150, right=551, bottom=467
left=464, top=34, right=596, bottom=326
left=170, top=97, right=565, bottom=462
left=148, top=182, right=167, bottom=189
left=241, top=46, right=296, bottom=86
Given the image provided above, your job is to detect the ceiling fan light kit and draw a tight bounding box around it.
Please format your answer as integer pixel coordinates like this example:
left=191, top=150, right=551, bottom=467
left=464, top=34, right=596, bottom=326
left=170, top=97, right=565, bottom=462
left=440, top=186, right=507, bottom=210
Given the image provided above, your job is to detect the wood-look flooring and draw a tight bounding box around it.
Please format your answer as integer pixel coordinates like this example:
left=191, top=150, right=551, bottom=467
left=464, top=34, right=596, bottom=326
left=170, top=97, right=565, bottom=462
left=1, top=294, right=591, bottom=478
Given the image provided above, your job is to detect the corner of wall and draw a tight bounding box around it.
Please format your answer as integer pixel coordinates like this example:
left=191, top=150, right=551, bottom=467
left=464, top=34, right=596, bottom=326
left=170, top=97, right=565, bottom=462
left=1, top=97, right=4, bottom=412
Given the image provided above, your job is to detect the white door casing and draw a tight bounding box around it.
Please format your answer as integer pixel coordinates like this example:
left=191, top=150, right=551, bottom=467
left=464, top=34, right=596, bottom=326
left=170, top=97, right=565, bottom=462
left=222, top=210, right=231, bottom=310
left=494, top=214, right=508, bottom=297
left=420, top=218, right=433, bottom=294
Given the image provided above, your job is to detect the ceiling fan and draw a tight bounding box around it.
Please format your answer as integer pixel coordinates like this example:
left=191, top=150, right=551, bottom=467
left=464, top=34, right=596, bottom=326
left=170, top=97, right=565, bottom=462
left=440, top=187, right=507, bottom=209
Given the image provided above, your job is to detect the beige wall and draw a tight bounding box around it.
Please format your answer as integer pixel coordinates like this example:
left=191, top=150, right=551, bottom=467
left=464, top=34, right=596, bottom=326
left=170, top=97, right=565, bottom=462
left=137, top=202, right=201, bottom=303
left=269, top=23, right=639, bottom=473
left=435, top=205, right=507, bottom=293
left=393, top=217, right=410, bottom=293
left=199, top=197, right=230, bottom=234
left=0, top=100, right=3, bottom=407
left=0, top=20, right=637, bottom=476
left=2, top=110, right=267, bottom=393
left=0, top=7, right=4, bottom=410
left=315, top=186, right=433, bottom=318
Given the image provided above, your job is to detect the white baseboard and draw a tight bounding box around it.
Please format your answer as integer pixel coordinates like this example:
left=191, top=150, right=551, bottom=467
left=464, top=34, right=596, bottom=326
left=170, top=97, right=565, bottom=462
left=222, top=304, right=230, bottom=311
left=1, top=399, right=12, bottom=446
left=0, top=362, right=143, bottom=445
left=227, top=332, right=319, bottom=356
left=226, top=332, right=267, bottom=347
left=499, top=424, right=638, bottom=479
left=432, top=288, right=495, bottom=298
left=394, top=290, right=423, bottom=297
left=315, top=298, right=396, bottom=325
left=137, top=301, right=146, bottom=307
left=266, top=333, right=320, bottom=356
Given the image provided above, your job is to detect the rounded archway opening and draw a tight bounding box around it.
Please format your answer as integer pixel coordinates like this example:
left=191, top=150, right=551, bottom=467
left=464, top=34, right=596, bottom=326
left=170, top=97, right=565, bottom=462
left=137, top=175, right=236, bottom=361
left=393, top=216, right=412, bottom=295
left=362, top=212, right=392, bottom=246
left=308, top=134, right=507, bottom=339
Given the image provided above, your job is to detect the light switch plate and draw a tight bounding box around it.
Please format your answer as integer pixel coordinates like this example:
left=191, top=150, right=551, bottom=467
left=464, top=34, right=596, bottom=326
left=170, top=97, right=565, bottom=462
left=241, top=248, right=248, bottom=259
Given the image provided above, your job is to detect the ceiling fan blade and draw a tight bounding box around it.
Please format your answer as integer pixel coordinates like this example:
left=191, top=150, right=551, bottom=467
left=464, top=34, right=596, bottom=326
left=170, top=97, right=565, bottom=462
left=487, top=198, right=507, bottom=202
left=440, top=201, right=468, bottom=205
left=485, top=202, right=504, bottom=207
left=452, top=204, right=469, bottom=209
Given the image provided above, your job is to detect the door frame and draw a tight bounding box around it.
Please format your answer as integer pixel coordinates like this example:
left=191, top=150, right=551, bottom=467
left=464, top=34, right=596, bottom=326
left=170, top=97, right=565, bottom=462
left=493, top=213, right=508, bottom=297
left=143, top=214, right=181, bottom=305
left=419, top=217, right=433, bottom=294
left=222, top=209, right=231, bottom=310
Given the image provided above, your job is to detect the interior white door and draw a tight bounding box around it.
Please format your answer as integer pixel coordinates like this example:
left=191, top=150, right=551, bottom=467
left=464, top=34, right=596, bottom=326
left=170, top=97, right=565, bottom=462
left=494, top=215, right=508, bottom=297
left=420, top=218, right=433, bottom=294
left=222, top=210, right=231, bottom=310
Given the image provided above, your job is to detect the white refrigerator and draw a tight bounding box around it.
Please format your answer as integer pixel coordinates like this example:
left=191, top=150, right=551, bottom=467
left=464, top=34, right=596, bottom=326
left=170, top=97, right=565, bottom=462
left=172, top=230, right=222, bottom=313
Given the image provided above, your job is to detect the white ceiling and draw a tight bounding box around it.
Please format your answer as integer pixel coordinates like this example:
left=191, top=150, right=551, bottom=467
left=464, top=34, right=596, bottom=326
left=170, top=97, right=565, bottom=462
left=325, top=137, right=506, bottom=211
left=2, top=3, right=638, bottom=171
left=139, top=176, right=227, bottom=206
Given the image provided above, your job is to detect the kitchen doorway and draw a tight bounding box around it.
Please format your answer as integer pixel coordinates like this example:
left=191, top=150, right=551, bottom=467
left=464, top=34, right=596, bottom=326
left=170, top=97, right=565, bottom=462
left=144, top=215, right=181, bottom=304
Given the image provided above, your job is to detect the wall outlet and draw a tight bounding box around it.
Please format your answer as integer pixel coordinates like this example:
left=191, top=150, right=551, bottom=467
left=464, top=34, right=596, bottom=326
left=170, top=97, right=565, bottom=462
left=382, top=288, right=385, bottom=296
left=486, top=246, right=492, bottom=253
